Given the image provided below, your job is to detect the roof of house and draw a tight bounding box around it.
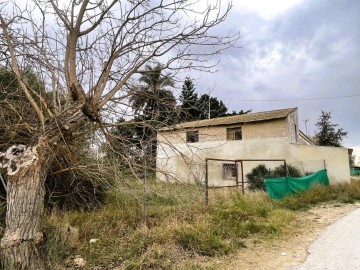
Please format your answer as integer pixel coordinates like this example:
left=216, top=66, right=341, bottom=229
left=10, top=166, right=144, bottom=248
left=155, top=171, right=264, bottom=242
left=160, top=107, right=297, bottom=131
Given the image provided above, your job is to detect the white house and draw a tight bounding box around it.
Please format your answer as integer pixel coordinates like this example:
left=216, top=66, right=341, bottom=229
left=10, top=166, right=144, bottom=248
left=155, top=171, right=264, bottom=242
left=156, top=108, right=351, bottom=186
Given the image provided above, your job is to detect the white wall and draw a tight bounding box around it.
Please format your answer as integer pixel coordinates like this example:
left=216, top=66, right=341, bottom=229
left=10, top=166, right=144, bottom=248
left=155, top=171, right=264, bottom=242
left=156, top=138, right=350, bottom=186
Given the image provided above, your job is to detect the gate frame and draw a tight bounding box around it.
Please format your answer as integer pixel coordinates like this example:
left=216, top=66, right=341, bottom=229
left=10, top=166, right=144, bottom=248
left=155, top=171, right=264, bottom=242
left=204, top=158, right=287, bottom=205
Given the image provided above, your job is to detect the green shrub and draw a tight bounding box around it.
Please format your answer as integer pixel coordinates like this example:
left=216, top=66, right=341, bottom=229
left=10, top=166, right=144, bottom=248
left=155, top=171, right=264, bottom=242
left=272, top=164, right=302, bottom=178
left=246, top=164, right=272, bottom=190
left=247, top=164, right=302, bottom=190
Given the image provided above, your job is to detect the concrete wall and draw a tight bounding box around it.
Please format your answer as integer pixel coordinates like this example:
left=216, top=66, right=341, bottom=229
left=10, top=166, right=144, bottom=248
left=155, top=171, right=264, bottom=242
left=156, top=138, right=350, bottom=186
left=158, top=117, right=291, bottom=145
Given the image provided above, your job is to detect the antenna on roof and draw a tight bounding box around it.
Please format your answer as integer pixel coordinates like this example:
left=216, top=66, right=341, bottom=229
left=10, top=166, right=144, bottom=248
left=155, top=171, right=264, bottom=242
left=208, top=89, right=211, bottom=119
left=303, top=119, right=309, bottom=135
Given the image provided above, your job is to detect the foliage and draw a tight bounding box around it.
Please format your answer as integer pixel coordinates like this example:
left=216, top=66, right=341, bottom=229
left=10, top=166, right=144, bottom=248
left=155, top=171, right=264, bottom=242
left=130, top=64, right=176, bottom=122
left=197, top=94, right=228, bottom=120
left=246, top=164, right=272, bottom=190
left=178, top=77, right=251, bottom=122
left=272, top=164, right=302, bottom=178
left=246, top=164, right=302, bottom=190
left=108, top=64, right=178, bottom=170
left=122, top=64, right=178, bottom=166
left=314, top=110, right=348, bottom=147
left=0, top=68, right=50, bottom=149
left=107, top=116, right=153, bottom=168
left=224, top=109, right=252, bottom=116
left=0, top=70, right=106, bottom=210
left=44, top=145, right=109, bottom=211
left=42, top=178, right=360, bottom=269
left=1, top=149, right=107, bottom=211
left=0, top=0, right=240, bottom=267
left=42, top=183, right=291, bottom=268
left=179, top=77, right=199, bottom=122
left=277, top=180, right=360, bottom=210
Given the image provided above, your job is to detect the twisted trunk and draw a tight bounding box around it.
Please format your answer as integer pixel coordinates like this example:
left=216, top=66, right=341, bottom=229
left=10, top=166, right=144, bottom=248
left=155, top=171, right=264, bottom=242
left=1, top=138, right=51, bottom=269
left=0, top=107, right=89, bottom=269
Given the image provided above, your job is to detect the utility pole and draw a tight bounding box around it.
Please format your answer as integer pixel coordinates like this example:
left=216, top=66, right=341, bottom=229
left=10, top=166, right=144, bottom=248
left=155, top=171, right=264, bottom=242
left=208, top=92, right=211, bottom=119
left=207, top=85, right=215, bottom=119
left=303, top=119, right=309, bottom=135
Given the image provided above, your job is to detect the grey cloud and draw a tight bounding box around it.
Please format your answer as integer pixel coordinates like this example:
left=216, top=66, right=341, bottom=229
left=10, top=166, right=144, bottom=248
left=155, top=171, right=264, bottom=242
left=192, top=0, right=360, bottom=145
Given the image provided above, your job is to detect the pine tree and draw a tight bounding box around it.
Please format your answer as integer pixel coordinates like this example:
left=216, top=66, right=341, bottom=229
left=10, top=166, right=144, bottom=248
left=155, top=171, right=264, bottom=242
left=179, top=77, right=199, bottom=122
left=315, top=110, right=347, bottom=147
left=198, top=94, right=228, bottom=119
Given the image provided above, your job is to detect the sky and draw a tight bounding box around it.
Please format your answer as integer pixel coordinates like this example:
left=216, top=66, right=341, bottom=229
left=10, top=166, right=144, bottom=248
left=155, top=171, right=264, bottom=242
left=191, top=0, right=360, bottom=150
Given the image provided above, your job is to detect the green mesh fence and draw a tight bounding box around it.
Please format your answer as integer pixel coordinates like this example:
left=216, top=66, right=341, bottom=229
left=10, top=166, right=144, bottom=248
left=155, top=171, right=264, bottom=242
left=350, top=169, right=360, bottom=176
left=264, top=169, right=329, bottom=200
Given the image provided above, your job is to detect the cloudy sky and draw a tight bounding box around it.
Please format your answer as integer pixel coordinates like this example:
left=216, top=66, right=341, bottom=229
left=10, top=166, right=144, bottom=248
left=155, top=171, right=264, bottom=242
left=193, top=0, right=359, bottom=149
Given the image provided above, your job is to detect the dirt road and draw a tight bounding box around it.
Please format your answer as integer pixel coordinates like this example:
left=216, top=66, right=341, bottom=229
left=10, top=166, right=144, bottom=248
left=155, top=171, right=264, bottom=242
left=291, top=207, right=360, bottom=270
left=216, top=202, right=360, bottom=270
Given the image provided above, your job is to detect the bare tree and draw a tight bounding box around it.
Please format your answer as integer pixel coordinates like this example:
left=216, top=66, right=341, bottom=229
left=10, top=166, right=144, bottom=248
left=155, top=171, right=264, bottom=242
left=0, top=0, right=238, bottom=268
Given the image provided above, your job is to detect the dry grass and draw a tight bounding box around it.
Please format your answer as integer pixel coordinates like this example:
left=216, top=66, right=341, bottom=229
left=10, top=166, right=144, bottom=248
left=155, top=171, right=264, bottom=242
left=42, top=178, right=360, bottom=269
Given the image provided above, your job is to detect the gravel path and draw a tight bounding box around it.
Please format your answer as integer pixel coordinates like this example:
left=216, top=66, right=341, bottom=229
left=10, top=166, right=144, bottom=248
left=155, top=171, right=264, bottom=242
left=290, top=207, right=360, bottom=270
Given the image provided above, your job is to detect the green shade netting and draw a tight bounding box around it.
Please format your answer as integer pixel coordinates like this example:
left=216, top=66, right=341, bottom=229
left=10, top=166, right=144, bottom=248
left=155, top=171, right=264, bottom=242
left=350, top=169, right=360, bottom=176
left=264, top=169, right=329, bottom=200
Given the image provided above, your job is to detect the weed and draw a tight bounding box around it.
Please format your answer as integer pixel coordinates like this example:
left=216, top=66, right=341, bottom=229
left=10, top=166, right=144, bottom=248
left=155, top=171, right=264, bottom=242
left=41, top=178, right=360, bottom=269
left=175, top=226, right=231, bottom=256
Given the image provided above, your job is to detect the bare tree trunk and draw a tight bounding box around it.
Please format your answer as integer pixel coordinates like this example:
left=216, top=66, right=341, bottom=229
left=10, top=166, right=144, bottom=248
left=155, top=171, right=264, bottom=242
left=1, top=138, right=51, bottom=270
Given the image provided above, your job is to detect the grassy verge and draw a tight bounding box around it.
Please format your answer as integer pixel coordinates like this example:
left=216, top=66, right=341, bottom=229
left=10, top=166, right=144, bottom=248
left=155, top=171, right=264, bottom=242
left=43, top=179, right=360, bottom=269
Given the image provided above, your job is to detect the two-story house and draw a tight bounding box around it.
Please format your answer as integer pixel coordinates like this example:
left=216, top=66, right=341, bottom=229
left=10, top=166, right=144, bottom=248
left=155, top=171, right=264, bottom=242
left=156, top=108, right=350, bottom=186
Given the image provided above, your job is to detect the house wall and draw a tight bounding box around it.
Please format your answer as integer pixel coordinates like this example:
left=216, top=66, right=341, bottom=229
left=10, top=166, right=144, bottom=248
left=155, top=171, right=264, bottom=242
left=242, top=118, right=288, bottom=140
left=156, top=138, right=350, bottom=186
left=158, top=118, right=290, bottom=145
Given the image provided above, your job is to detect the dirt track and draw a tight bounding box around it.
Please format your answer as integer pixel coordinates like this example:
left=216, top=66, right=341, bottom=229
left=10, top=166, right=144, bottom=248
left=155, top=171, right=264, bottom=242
left=216, top=202, right=360, bottom=270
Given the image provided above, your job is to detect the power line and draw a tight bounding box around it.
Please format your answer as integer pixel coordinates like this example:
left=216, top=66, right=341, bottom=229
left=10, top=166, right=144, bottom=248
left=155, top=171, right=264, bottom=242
left=237, top=94, right=360, bottom=102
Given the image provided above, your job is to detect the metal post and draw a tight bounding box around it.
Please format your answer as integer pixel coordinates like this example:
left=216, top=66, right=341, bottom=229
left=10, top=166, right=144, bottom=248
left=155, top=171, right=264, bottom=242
left=235, top=161, right=239, bottom=187
left=301, top=161, right=305, bottom=175
left=240, top=161, right=245, bottom=194
left=205, top=158, right=209, bottom=206
left=284, top=160, right=289, bottom=177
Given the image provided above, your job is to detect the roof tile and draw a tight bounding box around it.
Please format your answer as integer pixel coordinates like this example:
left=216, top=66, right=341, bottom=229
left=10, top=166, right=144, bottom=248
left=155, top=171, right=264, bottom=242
left=160, top=107, right=297, bottom=131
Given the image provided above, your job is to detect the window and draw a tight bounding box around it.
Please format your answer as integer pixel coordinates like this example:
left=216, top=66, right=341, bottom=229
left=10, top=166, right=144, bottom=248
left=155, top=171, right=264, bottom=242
left=186, top=130, right=199, bottom=143
left=226, top=127, right=242, bottom=140
left=222, top=163, right=237, bottom=180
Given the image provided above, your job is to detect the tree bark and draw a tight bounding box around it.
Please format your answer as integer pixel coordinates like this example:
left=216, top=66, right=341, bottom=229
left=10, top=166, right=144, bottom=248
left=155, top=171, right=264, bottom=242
left=0, top=107, right=88, bottom=269
left=1, top=138, right=52, bottom=270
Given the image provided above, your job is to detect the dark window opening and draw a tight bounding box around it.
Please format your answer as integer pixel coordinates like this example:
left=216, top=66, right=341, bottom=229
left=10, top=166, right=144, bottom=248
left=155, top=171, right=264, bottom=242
left=186, top=130, right=199, bottom=143
left=226, top=127, right=242, bottom=140
left=222, top=163, right=237, bottom=180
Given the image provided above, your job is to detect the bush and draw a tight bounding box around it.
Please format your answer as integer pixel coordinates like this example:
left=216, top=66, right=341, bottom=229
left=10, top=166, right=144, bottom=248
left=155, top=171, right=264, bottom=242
left=272, top=164, right=302, bottom=178
left=44, top=149, right=109, bottom=211
left=247, top=164, right=302, bottom=191
left=246, top=164, right=272, bottom=190
left=0, top=146, right=110, bottom=211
